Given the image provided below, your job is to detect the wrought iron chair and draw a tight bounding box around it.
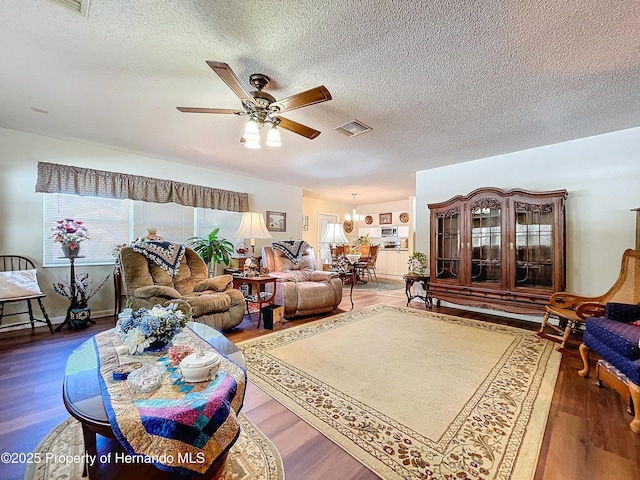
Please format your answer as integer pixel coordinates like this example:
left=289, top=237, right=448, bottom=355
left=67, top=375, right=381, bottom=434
left=539, top=249, right=640, bottom=350
left=0, top=255, right=54, bottom=334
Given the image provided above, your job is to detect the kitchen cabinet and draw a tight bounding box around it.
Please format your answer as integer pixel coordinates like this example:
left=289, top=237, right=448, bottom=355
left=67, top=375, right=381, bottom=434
left=397, top=225, right=410, bottom=237
left=358, top=226, right=381, bottom=238
left=428, top=187, right=567, bottom=314
left=376, top=250, right=409, bottom=276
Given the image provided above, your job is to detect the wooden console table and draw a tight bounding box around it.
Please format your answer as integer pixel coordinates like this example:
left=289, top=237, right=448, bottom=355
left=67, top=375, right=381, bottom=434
left=403, top=274, right=432, bottom=309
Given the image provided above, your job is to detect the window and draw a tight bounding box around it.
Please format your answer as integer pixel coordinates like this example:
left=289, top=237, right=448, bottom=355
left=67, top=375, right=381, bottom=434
left=43, top=194, right=243, bottom=266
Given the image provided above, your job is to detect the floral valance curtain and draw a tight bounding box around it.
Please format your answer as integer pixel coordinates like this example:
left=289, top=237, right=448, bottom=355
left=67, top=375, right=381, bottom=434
left=35, top=162, right=249, bottom=212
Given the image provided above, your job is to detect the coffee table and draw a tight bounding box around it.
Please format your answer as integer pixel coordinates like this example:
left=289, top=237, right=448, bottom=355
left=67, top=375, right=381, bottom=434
left=62, top=322, right=245, bottom=478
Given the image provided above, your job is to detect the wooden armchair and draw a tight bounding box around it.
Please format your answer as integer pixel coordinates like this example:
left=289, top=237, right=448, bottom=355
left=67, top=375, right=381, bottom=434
left=539, top=249, right=640, bottom=349
left=355, top=245, right=379, bottom=284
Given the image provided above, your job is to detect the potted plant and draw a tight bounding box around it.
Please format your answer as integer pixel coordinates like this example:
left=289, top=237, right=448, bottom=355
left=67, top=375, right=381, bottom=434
left=358, top=234, right=371, bottom=257
left=407, top=252, right=429, bottom=275
left=187, top=228, right=234, bottom=276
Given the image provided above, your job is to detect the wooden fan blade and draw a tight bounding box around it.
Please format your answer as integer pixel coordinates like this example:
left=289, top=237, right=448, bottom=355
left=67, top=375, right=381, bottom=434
left=177, top=107, right=246, bottom=115
left=270, top=86, right=331, bottom=113
left=206, top=61, right=254, bottom=105
left=275, top=116, right=321, bottom=139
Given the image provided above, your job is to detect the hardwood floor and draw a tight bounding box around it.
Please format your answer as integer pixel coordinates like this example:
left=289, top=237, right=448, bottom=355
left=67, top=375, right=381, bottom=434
left=1, top=286, right=638, bottom=480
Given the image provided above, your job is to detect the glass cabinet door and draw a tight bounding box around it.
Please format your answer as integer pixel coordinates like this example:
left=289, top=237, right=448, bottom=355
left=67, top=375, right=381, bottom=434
left=434, top=208, right=460, bottom=282
left=470, top=198, right=502, bottom=286
left=513, top=201, right=554, bottom=289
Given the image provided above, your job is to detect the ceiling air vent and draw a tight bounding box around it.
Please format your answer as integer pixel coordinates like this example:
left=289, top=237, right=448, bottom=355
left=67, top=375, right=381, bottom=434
left=334, top=119, right=372, bottom=137
left=48, top=0, right=91, bottom=17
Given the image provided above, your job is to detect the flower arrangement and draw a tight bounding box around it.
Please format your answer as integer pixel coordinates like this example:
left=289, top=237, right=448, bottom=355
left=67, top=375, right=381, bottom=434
left=407, top=251, right=429, bottom=275
left=51, top=219, right=90, bottom=246
left=111, top=238, right=140, bottom=262
left=358, top=234, right=371, bottom=246
left=117, top=303, right=190, bottom=354
left=53, top=272, right=110, bottom=308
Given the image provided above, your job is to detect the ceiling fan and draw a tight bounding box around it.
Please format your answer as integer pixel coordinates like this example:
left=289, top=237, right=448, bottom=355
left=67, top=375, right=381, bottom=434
left=177, top=61, right=332, bottom=147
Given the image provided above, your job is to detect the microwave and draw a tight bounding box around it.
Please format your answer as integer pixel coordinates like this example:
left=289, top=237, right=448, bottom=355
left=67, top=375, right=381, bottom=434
left=381, top=227, right=397, bottom=237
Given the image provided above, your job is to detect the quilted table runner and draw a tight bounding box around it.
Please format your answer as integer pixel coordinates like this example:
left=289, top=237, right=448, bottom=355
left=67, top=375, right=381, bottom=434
left=94, top=327, right=246, bottom=475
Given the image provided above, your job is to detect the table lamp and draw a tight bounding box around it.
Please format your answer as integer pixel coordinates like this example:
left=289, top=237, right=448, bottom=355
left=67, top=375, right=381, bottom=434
left=234, top=211, right=273, bottom=255
left=321, top=222, right=349, bottom=263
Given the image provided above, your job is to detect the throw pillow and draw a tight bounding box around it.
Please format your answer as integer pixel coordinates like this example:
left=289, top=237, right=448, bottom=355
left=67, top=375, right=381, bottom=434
left=0, top=269, right=43, bottom=299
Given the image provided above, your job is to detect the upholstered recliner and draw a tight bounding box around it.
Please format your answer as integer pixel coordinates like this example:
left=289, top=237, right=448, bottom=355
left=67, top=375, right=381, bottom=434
left=578, top=302, right=640, bottom=434
left=262, top=244, right=343, bottom=319
left=120, top=246, right=245, bottom=331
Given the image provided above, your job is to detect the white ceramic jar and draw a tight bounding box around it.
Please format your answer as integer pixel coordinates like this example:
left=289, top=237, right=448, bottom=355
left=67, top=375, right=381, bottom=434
left=179, top=348, right=221, bottom=383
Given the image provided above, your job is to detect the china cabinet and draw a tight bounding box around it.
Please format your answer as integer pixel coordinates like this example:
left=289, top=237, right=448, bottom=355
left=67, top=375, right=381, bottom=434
left=428, top=187, right=567, bottom=314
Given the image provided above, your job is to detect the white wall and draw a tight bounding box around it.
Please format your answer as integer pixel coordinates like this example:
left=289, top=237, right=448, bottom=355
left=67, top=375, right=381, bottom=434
left=302, top=197, right=352, bottom=265
left=0, top=128, right=302, bottom=327
left=416, top=126, right=640, bottom=303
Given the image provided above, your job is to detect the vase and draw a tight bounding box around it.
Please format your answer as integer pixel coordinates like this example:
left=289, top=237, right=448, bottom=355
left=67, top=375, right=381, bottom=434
left=143, top=339, right=170, bottom=354
left=142, top=228, right=162, bottom=242
left=69, top=306, right=91, bottom=327
left=62, top=243, right=80, bottom=259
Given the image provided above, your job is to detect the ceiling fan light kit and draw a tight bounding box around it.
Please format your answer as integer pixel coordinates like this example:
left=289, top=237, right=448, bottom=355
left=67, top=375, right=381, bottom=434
left=177, top=61, right=331, bottom=149
left=242, top=119, right=260, bottom=142
left=265, top=125, right=282, bottom=147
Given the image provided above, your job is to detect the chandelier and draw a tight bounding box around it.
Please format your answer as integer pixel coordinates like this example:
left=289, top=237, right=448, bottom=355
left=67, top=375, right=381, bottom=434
left=345, top=193, right=364, bottom=222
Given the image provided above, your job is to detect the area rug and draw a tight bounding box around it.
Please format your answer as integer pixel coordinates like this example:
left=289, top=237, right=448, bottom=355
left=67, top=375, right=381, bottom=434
left=239, top=304, right=561, bottom=480
left=350, top=276, right=405, bottom=290
left=24, top=413, right=284, bottom=480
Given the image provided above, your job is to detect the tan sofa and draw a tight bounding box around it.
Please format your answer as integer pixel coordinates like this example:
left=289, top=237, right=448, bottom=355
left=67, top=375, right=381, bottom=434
left=262, top=245, right=342, bottom=318
left=119, top=246, right=245, bottom=331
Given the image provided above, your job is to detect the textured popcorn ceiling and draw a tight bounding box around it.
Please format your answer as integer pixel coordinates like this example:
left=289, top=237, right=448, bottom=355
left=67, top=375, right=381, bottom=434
left=1, top=0, right=639, bottom=204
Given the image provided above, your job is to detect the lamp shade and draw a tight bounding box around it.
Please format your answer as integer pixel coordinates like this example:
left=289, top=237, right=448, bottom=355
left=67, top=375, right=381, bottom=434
left=234, top=212, right=273, bottom=246
left=320, top=222, right=349, bottom=244
left=242, top=119, right=260, bottom=142
left=265, top=125, right=281, bottom=147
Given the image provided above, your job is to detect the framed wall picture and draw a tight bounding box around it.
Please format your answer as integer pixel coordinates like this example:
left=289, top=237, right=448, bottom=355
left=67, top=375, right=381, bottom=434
left=266, top=211, right=286, bottom=232
left=302, top=215, right=309, bottom=231
left=379, top=213, right=392, bottom=225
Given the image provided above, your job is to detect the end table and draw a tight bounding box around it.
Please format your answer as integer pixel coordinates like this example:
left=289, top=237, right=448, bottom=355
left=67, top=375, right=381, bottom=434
left=232, top=275, right=277, bottom=328
left=403, top=274, right=432, bottom=309
left=333, top=269, right=355, bottom=310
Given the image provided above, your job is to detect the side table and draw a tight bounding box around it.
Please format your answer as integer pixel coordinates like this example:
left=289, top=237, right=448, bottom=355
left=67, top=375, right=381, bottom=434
left=333, top=269, right=355, bottom=310
left=232, top=275, right=277, bottom=328
left=403, top=274, right=432, bottom=309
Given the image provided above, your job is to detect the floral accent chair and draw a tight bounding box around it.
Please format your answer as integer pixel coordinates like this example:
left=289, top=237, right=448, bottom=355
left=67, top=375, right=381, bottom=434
left=578, top=302, right=640, bottom=434
left=262, top=244, right=343, bottom=319
left=119, top=246, right=245, bottom=331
